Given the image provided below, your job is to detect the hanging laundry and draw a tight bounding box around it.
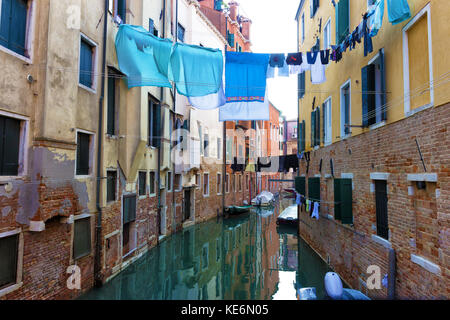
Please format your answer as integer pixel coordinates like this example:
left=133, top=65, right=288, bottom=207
left=367, top=0, right=385, bottom=37
left=387, top=0, right=411, bottom=25
left=188, top=81, right=226, bottom=110
left=284, top=154, right=299, bottom=172
left=225, top=51, right=270, bottom=103
left=219, top=84, right=270, bottom=121
left=311, top=202, right=319, bottom=220
left=309, top=50, right=329, bottom=84
left=296, top=193, right=302, bottom=206
left=363, top=14, right=374, bottom=57
left=290, top=52, right=311, bottom=75
left=169, top=42, right=223, bottom=97
left=231, top=157, right=245, bottom=172
left=306, top=199, right=311, bottom=212
left=115, top=24, right=173, bottom=88
left=286, top=53, right=303, bottom=66
left=267, top=53, right=289, bottom=78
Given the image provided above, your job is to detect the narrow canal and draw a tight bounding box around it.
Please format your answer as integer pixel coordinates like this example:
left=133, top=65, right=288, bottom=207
left=81, top=198, right=332, bottom=300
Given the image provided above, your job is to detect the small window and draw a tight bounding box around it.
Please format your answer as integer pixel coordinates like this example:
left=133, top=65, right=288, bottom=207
left=217, top=137, right=222, bottom=159
left=73, top=217, right=92, bottom=259
left=0, top=233, right=19, bottom=289
left=149, top=171, right=156, bottom=195
left=334, top=178, right=353, bottom=224
left=226, top=174, right=230, bottom=193
left=166, top=172, right=172, bottom=192
left=204, top=133, right=209, bottom=157
left=310, top=0, right=319, bottom=18
left=203, top=173, right=209, bottom=196
left=301, top=13, right=305, bottom=43
left=110, top=0, right=126, bottom=24
left=148, top=98, right=161, bottom=148
left=195, top=173, right=201, bottom=188
left=340, top=81, right=351, bottom=137
left=324, top=19, right=331, bottom=50
left=79, top=37, right=95, bottom=89
left=0, top=115, right=21, bottom=176
left=106, top=170, right=117, bottom=202
left=0, top=0, right=30, bottom=57
left=138, top=171, right=147, bottom=196
left=76, top=132, right=92, bottom=176
left=308, top=177, right=321, bottom=202
left=217, top=173, right=222, bottom=195
left=107, top=67, right=119, bottom=135
left=177, top=23, right=185, bottom=42
left=245, top=174, right=249, bottom=191
left=239, top=175, right=242, bottom=192
left=375, top=180, right=389, bottom=239
left=122, top=195, right=136, bottom=251
left=174, top=174, right=182, bottom=191
left=324, top=97, right=332, bottom=145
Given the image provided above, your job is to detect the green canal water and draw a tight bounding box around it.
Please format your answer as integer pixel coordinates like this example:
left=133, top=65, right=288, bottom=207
left=80, top=199, right=331, bottom=300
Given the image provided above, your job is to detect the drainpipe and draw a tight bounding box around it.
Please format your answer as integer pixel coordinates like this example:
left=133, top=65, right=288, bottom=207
left=94, top=0, right=109, bottom=288
left=172, top=0, right=178, bottom=231
left=157, top=0, right=167, bottom=242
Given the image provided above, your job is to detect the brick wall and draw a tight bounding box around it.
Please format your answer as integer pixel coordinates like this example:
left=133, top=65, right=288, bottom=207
left=297, top=104, right=450, bottom=299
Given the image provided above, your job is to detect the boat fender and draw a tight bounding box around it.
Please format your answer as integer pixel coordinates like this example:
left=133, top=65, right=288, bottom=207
left=324, top=272, right=343, bottom=300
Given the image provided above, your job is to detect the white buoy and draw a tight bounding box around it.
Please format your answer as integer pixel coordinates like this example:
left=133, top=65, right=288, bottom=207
left=324, top=272, right=343, bottom=299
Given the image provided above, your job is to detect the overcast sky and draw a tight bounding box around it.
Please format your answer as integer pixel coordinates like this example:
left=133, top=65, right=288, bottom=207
left=235, top=0, right=299, bottom=121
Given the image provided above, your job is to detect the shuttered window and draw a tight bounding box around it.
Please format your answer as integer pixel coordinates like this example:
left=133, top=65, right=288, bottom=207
left=214, top=0, right=222, bottom=11
left=107, top=68, right=116, bottom=135
left=0, top=0, right=28, bottom=56
left=295, top=176, right=306, bottom=195
left=361, top=64, right=376, bottom=127
left=334, top=178, right=353, bottom=224
left=106, top=170, right=117, bottom=202
left=76, top=132, right=91, bottom=176
left=0, top=115, right=21, bottom=176
left=298, top=72, right=305, bottom=99
left=335, top=0, right=349, bottom=44
left=149, top=171, right=156, bottom=195
left=79, top=38, right=94, bottom=88
left=227, top=31, right=234, bottom=48
left=375, top=180, right=389, bottom=239
left=148, top=98, right=161, bottom=148
left=310, top=0, right=320, bottom=18
left=315, top=107, right=321, bottom=146
left=123, top=195, right=136, bottom=224
left=0, top=234, right=19, bottom=289
left=73, top=217, right=92, bottom=259
left=117, top=0, right=126, bottom=24
left=311, top=110, right=316, bottom=147
left=138, top=171, right=147, bottom=196
left=301, top=120, right=306, bottom=151
left=308, top=177, right=320, bottom=202
left=177, top=23, right=185, bottom=43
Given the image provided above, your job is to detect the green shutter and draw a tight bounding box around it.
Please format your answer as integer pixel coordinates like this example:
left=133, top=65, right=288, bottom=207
left=214, top=0, right=222, bottom=11
left=298, top=72, right=305, bottom=99
left=311, top=110, right=315, bottom=148
left=153, top=103, right=161, bottom=148
left=107, top=74, right=116, bottom=135
left=1, top=0, right=27, bottom=56
left=361, top=64, right=376, bottom=127
left=302, top=120, right=306, bottom=152
left=79, top=40, right=93, bottom=87
left=0, top=234, right=18, bottom=288
left=334, top=179, right=342, bottom=221
left=298, top=121, right=303, bottom=152
left=227, top=32, right=235, bottom=48
left=0, top=116, right=20, bottom=176
left=315, top=107, right=320, bottom=146
left=295, top=176, right=306, bottom=195
left=0, top=0, right=12, bottom=49
left=308, top=177, right=320, bottom=201
left=336, top=0, right=349, bottom=44
left=76, top=133, right=90, bottom=175
left=118, top=0, right=126, bottom=23
left=123, top=195, right=136, bottom=224
left=322, top=103, right=326, bottom=145
left=340, top=178, right=353, bottom=224
left=379, top=49, right=387, bottom=121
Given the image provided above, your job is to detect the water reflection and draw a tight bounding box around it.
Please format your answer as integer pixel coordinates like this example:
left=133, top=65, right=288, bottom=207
left=81, top=198, right=331, bottom=300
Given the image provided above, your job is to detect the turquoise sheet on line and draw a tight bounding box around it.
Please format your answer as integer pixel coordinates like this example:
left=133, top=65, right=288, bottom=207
left=115, top=24, right=223, bottom=97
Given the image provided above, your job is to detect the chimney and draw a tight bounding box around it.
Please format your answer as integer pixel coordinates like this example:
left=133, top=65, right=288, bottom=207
left=229, top=1, right=239, bottom=21
left=241, top=18, right=252, bottom=40
left=199, top=0, right=215, bottom=10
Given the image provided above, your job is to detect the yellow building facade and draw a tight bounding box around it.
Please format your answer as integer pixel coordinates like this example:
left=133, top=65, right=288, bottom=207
left=296, top=0, right=450, bottom=151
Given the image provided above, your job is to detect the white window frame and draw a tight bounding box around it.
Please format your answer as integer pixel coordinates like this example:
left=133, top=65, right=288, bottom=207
left=340, top=79, right=352, bottom=139
left=203, top=172, right=209, bottom=197
left=0, top=0, right=35, bottom=63
left=0, top=229, right=24, bottom=298
left=402, top=3, right=434, bottom=117
left=324, top=17, right=331, bottom=50
left=0, top=110, right=29, bottom=181
left=78, top=33, right=98, bottom=93
left=195, top=173, right=201, bottom=189
left=324, top=96, right=332, bottom=146
left=75, top=129, right=95, bottom=178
